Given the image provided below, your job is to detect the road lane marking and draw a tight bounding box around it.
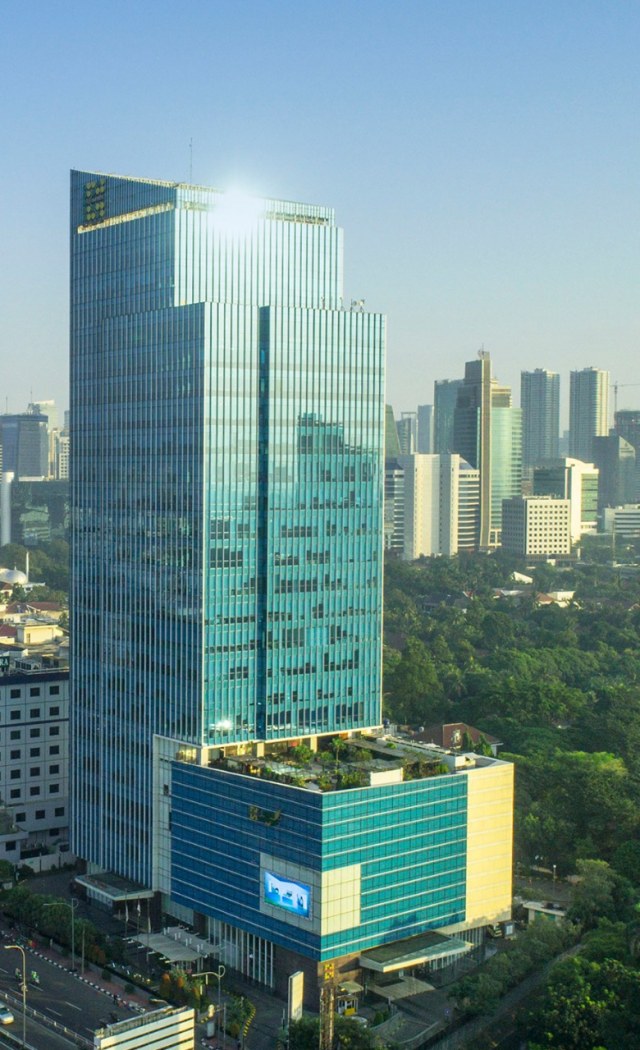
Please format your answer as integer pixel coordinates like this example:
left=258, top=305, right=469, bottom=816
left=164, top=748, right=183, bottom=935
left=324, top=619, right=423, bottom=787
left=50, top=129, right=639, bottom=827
left=47, top=1008, right=62, bottom=1016
left=65, top=1001, right=82, bottom=1010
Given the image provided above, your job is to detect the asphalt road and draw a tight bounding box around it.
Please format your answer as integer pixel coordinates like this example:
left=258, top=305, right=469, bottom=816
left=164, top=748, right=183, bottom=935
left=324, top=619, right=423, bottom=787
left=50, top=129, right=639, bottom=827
left=0, top=947, right=139, bottom=1048
left=0, top=1003, right=81, bottom=1049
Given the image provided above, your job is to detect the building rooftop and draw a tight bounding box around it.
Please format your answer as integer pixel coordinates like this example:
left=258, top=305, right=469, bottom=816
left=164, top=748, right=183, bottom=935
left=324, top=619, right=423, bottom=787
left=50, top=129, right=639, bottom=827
left=195, top=732, right=504, bottom=793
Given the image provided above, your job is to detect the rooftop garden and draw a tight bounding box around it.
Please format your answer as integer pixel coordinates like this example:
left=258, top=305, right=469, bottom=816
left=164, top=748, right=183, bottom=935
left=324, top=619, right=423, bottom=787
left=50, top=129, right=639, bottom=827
left=208, top=734, right=452, bottom=791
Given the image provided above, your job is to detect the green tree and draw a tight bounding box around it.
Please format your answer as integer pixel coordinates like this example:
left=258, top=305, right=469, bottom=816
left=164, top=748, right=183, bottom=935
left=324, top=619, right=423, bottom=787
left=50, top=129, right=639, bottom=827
left=384, top=637, right=445, bottom=724
left=526, top=957, right=640, bottom=1050
left=567, top=860, right=635, bottom=930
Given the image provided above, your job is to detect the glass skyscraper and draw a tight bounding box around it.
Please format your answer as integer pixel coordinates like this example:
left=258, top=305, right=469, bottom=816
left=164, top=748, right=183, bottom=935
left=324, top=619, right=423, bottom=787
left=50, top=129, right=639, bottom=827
left=70, top=172, right=385, bottom=886
left=520, top=369, right=560, bottom=467
left=70, top=172, right=514, bottom=1004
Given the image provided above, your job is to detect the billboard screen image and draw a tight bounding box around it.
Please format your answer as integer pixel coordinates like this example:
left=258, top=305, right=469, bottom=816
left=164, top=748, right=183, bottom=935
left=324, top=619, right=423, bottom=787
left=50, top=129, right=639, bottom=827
left=264, top=871, right=311, bottom=918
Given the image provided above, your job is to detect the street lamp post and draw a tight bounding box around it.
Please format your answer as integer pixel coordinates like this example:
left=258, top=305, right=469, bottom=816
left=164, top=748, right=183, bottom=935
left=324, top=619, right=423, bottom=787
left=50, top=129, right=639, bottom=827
left=44, top=898, right=79, bottom=973
left=5, top=943, right=26, bottom=1048
left=197, top=966, right=226, bottom=1044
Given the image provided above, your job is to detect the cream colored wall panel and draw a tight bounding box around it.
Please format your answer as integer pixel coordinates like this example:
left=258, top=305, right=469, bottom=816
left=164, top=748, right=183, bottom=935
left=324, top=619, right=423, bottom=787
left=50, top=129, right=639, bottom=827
left=465, top=763, right=513, bottom=926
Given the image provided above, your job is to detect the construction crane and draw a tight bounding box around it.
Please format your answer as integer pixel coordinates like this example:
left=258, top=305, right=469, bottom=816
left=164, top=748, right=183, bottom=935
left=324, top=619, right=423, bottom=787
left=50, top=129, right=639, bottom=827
left=613, top=382, right=640, bottom=416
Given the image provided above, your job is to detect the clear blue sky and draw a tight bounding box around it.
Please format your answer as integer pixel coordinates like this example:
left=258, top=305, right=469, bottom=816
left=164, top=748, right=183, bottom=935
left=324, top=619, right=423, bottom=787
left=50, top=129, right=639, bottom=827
left=1, top=0, right=638, bottom=425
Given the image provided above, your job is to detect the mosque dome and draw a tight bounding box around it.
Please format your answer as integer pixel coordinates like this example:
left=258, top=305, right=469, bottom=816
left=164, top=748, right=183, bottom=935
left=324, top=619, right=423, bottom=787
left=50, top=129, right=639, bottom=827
left=0, top=567, right=29, bottom=586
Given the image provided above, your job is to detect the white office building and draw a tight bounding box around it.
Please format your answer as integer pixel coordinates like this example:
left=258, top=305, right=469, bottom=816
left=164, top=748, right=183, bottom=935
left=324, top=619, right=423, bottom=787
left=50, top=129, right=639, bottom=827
left=399, top=453, right=479, bottom=558
left=501, top=497, right=571, bottom=557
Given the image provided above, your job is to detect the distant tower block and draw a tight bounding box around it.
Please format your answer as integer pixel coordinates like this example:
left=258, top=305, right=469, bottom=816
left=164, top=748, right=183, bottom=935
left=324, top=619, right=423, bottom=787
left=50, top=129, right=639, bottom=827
left=1, top=472, right=14, bottom=547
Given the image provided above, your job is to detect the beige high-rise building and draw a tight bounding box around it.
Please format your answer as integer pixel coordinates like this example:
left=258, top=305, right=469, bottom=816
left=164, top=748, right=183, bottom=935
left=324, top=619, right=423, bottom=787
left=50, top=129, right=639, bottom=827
left=399, top=453, right=479, bottom=558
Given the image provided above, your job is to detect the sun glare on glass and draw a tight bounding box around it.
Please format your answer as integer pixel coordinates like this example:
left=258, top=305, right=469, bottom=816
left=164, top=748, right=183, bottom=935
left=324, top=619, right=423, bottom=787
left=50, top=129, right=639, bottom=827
left=214, top=189, right=264, bottom=237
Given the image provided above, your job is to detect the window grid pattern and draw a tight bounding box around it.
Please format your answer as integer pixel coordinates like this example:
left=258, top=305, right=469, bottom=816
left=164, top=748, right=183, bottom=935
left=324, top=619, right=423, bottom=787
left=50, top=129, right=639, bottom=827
left=171, top=765, right=467, bottom=961
left=70, top=171, right=384, bottom=886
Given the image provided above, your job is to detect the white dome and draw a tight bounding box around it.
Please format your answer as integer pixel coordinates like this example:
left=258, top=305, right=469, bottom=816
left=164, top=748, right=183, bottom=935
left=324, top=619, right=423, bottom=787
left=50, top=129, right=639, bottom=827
left=0, top=567, right=28, bottom=585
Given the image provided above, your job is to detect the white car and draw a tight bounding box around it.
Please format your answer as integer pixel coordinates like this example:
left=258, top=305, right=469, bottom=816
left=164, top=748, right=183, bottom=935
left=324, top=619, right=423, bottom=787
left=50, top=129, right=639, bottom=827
left=0, top=1005, right=14, bottom=1025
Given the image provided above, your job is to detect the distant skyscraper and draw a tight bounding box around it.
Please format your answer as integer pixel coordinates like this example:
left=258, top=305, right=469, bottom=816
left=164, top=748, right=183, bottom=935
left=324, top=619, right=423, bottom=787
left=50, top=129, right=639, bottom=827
left=384, top=458, right=405, bottom=553
left=592, top=435, right=637, bottom=508
left=28, top=400, right=58, bottom=432
left=569, top=368, right=610, bottom=461
left=396, top=411, right=417, bottom=454
left=490, top=393, right=522, bottom=539
left=453, top=357, right=492, bottom=547
left=434, top=379, right=463, bottom=453
left=417, top=404, right=434, bottom=453
left=29, top=400, right=59, bottom=477
left=0, top=414, right=49, bottom=480
left=385, top=405, right=401, bottom=457
left=533, top=458, right=599, bottom=543
left=501, top=497, right=571, bottom=558
left=614, top=409, right=640, bottom=454
left=399, top=453, right=479, bottom=558
left=614, top=410, right=640, bottom=500
left=452, top=354, right=521, bottom=547
left=520, top=369, right=559, bottom=466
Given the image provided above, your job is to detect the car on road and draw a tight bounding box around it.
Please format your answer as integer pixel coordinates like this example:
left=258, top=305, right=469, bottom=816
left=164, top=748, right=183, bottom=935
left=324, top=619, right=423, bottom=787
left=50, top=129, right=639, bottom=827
left=0, top=1005, right=14, bottom=1025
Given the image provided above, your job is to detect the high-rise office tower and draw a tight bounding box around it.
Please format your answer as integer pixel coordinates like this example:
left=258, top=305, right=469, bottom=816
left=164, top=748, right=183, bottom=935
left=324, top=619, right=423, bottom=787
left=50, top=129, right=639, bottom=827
left=0, top=414, right=49, bottom=480
left=71, top=169, right=384, bottom=879
left=569, top=367, right=610, bottom=462
left=398, top=453, right=479, bottom=558
left=384, top=405, right=401, bottom=457
left=453, top=356, right=492, bottom=547
left=490, top=390, right=522, bottom=540
left=614, top=410, right=640, bottom=500
left=433, top=378, right=463, bottom=453
left=520, top=369, right=559, bottom=466
left=29, top=400, right=59, bottom=477
left=70, top=171, right=513, bottom=1003
left=615, top=409, right=640, bottom=453
left=533, top=458, right=599, bottom=544
left=416, top=404, right=434, bottom=453
left=452, top=354, right=521, bottom=547
left=396, top=411, right=417, bottom=454
left=592, top=435, right=637, bottom=508
left=384, top=457, right=405, bottom=553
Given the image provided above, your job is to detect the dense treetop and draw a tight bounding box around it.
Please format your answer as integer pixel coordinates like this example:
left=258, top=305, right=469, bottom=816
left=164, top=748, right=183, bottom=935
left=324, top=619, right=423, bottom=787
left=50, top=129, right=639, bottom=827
left=383, top=548, right=640, bottom=873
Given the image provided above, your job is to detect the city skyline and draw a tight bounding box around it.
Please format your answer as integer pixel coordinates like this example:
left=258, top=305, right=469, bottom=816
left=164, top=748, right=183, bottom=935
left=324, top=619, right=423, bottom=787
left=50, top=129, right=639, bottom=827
left=1, top=1, right=639, bottom=421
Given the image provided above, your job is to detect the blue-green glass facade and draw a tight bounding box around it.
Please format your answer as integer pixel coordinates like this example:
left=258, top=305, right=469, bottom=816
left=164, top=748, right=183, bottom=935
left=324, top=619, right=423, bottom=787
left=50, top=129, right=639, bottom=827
left=171, top=764, right=467, bottom=960
left=70, top=172, right=385, bottom=886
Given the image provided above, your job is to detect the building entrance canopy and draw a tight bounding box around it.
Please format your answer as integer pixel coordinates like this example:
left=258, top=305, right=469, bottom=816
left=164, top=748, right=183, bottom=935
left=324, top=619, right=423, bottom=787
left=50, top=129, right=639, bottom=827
left=75, top=872, right=154, bottom=906
left=360, top=930, right=472, bottom=973
left=138, top=934, right=204, bottom=965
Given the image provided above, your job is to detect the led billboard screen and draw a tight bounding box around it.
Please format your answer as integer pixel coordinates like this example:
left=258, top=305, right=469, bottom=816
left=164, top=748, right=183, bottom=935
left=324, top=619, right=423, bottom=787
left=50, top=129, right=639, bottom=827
left=264, top=871, right=311, bottom=919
